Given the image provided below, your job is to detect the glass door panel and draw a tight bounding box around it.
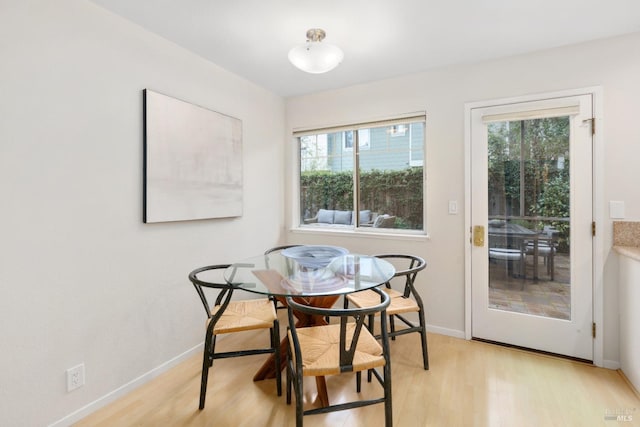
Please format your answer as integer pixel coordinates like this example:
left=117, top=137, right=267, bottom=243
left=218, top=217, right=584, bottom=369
left=487, top=117, right=571, bottom=320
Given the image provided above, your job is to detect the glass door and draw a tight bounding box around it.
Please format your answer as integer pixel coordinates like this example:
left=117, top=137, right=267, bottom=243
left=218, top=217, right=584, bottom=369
left=470, top=94, right=594, bottom=361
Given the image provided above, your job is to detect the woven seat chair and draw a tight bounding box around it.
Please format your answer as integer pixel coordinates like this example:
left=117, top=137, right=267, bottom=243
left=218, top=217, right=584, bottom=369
left=189, top=264, right=282, bottom=410
left=285, top=287, right=392, bottom=427
left=264, top=245, right=302, bottom=310
left=345, top=254, right=429, bottom=370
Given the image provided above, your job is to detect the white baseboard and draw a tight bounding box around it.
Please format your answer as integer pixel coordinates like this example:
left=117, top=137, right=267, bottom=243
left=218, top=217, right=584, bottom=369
left=49, top=323, right=464, bottom=426
left=426, top=324, right=466, bottom=339
left=603, top=359, right=621, bottom=370
left=369, top=314, right=465, bottom=340
left=48, top=343, right=203, bottom=427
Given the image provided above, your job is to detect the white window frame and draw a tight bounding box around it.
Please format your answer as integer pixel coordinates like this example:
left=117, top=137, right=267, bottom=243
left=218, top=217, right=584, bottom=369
left=292, top=113, right=427, bottom=236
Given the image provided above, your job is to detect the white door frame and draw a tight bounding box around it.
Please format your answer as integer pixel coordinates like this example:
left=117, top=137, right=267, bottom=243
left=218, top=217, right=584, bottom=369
left=464, top=87, right=604, bottom=367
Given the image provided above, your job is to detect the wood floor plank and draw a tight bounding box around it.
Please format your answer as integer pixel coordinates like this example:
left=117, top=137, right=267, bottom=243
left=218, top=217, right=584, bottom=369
left=74, top=321, right=640, bottom=427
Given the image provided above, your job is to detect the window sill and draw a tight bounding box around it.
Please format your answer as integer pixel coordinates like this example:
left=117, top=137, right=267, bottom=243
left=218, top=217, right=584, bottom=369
left=290, top=225, right=430, bottom=241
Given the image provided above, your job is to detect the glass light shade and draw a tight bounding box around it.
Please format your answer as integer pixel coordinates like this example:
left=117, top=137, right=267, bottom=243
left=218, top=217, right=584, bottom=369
left=288, top=41, right=344, bottom=74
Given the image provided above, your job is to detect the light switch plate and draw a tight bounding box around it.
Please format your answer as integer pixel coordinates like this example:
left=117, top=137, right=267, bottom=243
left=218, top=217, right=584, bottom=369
left=448, top=200, right=458, bottom=215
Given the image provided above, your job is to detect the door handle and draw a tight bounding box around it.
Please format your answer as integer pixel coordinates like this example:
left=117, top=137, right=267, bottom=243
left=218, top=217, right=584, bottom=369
left=473, top=225, right=485, bottom=247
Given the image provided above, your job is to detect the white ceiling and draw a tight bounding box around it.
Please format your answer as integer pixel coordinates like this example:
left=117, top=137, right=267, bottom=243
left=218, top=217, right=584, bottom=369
left=88, top=0, right=640, bottom=97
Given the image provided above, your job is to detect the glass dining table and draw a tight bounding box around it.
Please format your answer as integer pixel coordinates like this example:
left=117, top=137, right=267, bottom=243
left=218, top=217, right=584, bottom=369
left=222, top=250, right=396, bottom=407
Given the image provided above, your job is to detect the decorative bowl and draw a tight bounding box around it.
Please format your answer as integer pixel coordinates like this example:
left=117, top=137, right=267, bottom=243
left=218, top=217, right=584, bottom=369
left=281, top=245, right=349, bottom=269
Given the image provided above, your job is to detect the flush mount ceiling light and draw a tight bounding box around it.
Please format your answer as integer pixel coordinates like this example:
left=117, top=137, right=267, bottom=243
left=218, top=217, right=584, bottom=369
left=288, top=28, right=344, bottom=74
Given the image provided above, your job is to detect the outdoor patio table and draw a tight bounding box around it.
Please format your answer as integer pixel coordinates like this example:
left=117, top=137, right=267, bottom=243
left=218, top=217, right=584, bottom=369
left=488, top=222, right=553, bottom=280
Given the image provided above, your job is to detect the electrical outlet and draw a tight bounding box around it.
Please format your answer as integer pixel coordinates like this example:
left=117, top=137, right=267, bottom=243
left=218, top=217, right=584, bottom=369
left=67, top=363, right=85, bottom=392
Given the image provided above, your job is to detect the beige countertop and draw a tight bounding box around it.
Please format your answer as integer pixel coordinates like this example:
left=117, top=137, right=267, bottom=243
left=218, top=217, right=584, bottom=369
left=613, top=221, right=640, bottom=262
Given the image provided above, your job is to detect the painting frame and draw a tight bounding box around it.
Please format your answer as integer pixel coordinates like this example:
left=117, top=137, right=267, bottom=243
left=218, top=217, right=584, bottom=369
left=143, top=89, right=243, bottom=223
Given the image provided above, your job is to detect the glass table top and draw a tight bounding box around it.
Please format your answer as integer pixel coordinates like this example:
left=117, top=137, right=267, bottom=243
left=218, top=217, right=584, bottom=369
left=221, top=251, right=396, bottom=297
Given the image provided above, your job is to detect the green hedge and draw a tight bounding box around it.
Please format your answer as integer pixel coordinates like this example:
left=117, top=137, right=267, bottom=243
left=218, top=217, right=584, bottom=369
left=300, top=168, right=423, bottom=229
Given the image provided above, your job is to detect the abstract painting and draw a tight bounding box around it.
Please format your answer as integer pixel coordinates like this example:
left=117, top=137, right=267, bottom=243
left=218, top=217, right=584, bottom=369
left=143, top=89, right=243, bottom=223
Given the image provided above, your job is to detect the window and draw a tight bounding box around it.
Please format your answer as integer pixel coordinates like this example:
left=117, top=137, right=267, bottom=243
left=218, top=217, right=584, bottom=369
left=296, top=114, right=425, bottom=231
left=300, top=134, right=329, bottom=171
left=343, top=129, right=370, bottom=151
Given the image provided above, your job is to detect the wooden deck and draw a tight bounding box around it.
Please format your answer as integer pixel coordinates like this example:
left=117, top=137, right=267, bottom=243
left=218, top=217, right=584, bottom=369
left=489, top=252, right=570, bottom=319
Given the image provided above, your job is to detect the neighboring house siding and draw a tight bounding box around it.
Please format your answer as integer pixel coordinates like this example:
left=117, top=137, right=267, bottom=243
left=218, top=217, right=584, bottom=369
left=327, top=124, right=424, bottom=172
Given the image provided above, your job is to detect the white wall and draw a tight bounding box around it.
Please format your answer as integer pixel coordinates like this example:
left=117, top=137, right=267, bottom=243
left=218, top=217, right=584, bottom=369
left=285, top=32, right=640, bottom=367
left=0, top=1, right=285, bottom=426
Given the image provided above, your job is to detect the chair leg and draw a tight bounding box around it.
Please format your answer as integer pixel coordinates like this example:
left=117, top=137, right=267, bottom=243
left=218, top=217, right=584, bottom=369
left=295, top=372, right=304, bottom=427
left=199, top=356, right=210, bottom=409
left=418, top=310, right=429, bottom=370
left=367, top=313, right=375, bottom=334
left=272, top=322, right=282, bottom=396
left=383, top=361, right=393, bottom=426
left=199, top=333, right=214, bottom=410
left=390, top=315, right=396, bottom=341
left=366, top=314, right=381, bottom=381
left=356, top=371, right=362, bottom=392
left=208, top=335, right=217, bottom=366
left=286, top=360, right=292, bottom=405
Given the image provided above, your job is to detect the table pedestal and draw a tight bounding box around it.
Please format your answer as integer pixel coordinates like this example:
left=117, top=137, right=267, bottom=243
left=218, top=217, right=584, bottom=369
left=252, top=295, right=339, bottom=408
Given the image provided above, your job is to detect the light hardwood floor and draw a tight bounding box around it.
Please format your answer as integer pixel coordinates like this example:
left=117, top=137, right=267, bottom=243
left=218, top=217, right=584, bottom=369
left=76, top=318, right=640, bottom=427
